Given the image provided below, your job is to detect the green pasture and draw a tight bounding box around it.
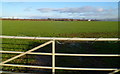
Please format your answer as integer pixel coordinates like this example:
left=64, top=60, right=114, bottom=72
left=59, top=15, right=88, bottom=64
left=2, top=20, right=118, bottom=37
left=1, top=20, right=119, bottom=73
left=2, top=38, right=119, bottom=73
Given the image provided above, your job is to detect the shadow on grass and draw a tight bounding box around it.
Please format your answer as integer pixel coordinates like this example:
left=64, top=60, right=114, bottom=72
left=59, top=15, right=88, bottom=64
left=2, top=40, right=119, bottom=73
left=25, top=41, right=119, bottom=73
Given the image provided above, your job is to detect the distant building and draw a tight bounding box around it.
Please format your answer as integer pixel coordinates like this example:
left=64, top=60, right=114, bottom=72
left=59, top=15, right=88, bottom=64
left=88, top=19, right=91, bottom=21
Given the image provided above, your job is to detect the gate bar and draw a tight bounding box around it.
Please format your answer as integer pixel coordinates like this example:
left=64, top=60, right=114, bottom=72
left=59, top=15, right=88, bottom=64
left=0, top=51, right=120, bottom=57
left=1, top=64, right=118, bottom=71
left=0, top=41, right=52, bottom=64
left=52, top=40, right=55, bottom=73
left=0, top=35, right=119, bottom=41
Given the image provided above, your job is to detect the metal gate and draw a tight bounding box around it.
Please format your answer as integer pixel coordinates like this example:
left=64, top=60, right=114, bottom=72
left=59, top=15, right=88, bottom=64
left=0, top=36, right=120, bottom=74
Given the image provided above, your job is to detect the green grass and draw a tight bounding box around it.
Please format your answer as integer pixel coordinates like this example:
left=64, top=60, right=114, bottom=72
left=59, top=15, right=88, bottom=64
left=1, top=38, right=44, bottom=72
left=1, top=20, right=119, bottom=73
left=2, top=20, right=118, bottom=37
left=2, top=39, right=119, bottom=73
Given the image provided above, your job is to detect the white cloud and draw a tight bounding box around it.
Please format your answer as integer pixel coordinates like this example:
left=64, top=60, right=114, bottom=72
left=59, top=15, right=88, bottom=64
left=24, top=7, right=32, bottom=11
left=37, top=6, right=118, bottom=19
left=37, top=8, right=54, bottom=12
left=37, top=6, right=117, bottom=13
left=97, top=8, right=104, bottom=12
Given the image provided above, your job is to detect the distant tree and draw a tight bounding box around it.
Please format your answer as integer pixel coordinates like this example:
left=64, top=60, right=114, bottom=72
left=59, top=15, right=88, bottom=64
left=48, top=18, right=51, bottom=20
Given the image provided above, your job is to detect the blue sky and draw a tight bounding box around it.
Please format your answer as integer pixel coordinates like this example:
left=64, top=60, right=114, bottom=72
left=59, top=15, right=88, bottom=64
left=1, top=0, right=119, bottom=2
left=2, top=2, right=118, bottom=19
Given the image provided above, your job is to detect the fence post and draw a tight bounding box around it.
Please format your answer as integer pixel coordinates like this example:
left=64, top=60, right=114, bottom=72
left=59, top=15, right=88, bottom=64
left=52, top=40, right=55, bottom=74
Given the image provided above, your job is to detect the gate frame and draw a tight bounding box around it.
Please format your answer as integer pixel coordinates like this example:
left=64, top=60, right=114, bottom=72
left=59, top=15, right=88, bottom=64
left=0, top=35, right=120, bottom=74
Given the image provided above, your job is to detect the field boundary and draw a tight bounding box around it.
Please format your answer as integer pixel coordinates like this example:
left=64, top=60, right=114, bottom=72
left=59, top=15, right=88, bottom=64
left=0, top=35, right=120, bottom=74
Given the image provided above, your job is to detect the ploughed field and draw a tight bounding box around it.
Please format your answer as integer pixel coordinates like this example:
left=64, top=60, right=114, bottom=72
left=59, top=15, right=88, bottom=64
left=1, top=20, right=119, bottom=73
left=2, top=20, right=118, bottom=37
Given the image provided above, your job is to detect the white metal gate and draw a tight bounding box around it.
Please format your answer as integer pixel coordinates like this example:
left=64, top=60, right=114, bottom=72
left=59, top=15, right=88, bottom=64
left=0, top=36, right=120, bottom=74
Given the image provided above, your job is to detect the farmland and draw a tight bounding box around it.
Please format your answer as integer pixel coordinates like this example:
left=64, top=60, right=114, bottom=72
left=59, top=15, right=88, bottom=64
left=2, top=20, right=118, bottom=37
left=1, top=20, right=119, bottom=73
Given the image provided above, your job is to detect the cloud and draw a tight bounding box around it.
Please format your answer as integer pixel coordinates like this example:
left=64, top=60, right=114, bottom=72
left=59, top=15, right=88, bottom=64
left=36, top=6, right=117, bottom=19
left=37, top=8, right=54, bottom=12
left=97, top=8, right=104, bottom=12
left=24, top=7, right=32, bottom=11
left=37, top=6, right=112, bottom=13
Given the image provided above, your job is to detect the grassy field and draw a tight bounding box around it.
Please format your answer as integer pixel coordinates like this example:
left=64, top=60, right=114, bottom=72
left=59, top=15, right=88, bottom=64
left=2, top=38, right=43, bottom=72
left=1, top=20, right=119, bottom=73
left=2, top=20, right=118, bottom=37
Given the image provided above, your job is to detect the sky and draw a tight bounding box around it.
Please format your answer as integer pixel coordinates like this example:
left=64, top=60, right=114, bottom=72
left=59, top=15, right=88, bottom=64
left=1, top=2, right=118, bottom=19
left=1, top=0, right=119, bottom=2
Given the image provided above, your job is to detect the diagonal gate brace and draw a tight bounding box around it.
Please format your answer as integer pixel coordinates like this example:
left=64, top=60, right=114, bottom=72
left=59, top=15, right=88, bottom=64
left=0, top=40, right=53, bottom=65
